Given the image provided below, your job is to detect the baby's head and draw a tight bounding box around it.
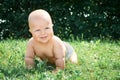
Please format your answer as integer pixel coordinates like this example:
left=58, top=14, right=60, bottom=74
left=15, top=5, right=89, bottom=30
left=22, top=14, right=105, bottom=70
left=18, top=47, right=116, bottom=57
left=28, top=9, right=53, bottom=29
left=28, top=9, right=54, bottom=43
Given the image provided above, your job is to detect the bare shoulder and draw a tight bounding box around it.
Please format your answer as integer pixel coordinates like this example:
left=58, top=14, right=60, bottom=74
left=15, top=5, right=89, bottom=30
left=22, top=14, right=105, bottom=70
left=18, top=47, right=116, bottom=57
left=52, top=36, right=66, bottom=58
left=27, top=37, right=35, bottom=47
left=53, top=36, right=64, bottom=46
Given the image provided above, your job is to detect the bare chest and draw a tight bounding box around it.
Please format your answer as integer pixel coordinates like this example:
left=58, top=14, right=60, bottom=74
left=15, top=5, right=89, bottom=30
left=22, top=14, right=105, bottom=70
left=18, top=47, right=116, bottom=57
left=33, top=44, right=55, bottom=60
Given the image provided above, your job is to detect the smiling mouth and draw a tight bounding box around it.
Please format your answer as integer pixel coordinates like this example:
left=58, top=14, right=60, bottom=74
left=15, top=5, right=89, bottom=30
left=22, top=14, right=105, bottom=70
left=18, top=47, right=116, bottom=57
left=40, top=36, right=47, bottom=39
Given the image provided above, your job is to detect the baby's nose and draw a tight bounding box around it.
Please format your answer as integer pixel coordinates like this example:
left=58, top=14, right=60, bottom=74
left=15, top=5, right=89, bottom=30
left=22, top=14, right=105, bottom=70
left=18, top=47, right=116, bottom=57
left=41, top=30, right=45, bottom=34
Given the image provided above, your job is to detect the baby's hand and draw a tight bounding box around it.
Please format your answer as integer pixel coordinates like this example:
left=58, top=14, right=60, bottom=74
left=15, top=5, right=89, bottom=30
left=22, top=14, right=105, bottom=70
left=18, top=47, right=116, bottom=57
left=52, top=67, right=60, bottom=74
left=52, top=69, right=58, bottom=74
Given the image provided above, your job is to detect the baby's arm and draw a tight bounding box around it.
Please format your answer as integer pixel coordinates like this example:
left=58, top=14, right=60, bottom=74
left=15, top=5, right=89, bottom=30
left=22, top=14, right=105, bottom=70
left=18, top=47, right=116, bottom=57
left=25, top=40, right=35, bottom=69
left=53, top=38, right=66, bottom=72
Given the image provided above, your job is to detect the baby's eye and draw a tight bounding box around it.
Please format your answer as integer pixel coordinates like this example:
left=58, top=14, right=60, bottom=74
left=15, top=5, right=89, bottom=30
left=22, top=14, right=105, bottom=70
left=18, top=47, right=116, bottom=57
left=35, top=29, right=40, bottom=32
left=45, top=27, right=50, bottom=29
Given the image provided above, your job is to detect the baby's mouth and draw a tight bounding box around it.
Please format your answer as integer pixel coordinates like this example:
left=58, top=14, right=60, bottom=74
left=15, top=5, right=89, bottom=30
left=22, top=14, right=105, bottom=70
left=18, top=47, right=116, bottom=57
left=40, top=36, right=47, bottom=39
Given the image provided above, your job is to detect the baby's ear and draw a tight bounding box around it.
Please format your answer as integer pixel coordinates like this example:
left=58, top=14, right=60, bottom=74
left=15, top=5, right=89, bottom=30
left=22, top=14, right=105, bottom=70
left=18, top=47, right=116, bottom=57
left=51, top=24, right=53, bottom=27
left=29, top=29, right=32, bottom=33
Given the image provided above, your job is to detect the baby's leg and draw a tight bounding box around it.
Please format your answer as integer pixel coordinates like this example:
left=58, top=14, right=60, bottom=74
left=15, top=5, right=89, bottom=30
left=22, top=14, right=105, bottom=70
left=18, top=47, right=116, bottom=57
left=63, top=42, right=78, bottom=63
left=69, top=52, right=78, bottom=63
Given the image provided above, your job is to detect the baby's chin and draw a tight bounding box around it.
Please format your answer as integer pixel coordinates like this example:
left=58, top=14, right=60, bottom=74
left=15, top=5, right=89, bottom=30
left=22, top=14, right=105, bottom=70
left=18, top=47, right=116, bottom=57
left=39, top=40, right=49, bottom=43
left=37, top=38, right=50, bottom=44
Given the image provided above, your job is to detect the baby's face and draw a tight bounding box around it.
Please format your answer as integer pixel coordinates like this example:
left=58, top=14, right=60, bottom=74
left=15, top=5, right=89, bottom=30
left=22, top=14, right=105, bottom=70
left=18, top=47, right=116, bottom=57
left=29, top=18, right=53, bottom=43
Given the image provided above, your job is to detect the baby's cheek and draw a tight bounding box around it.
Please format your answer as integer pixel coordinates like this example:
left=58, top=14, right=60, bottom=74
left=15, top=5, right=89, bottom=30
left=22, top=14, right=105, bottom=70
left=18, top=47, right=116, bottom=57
left=33, top=35, right=39, bottom=40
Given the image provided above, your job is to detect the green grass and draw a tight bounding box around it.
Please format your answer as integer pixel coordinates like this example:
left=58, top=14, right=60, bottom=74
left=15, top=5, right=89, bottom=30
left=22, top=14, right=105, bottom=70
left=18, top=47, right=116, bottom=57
left=0, top=39, right=120, bottom=80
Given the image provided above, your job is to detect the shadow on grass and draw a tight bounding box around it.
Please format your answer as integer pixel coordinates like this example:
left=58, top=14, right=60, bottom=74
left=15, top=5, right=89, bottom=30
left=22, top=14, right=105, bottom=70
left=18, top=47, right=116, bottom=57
left=34, top=59, right=56, bottom=72
left=0, top=60, right=56, bottom=79
left=0, top=65, right=26, bottom=78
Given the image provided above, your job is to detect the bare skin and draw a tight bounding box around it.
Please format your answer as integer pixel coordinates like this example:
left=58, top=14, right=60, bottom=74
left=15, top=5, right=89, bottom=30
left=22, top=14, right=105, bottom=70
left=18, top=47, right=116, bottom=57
left=25, top=9, right=77, bottom=73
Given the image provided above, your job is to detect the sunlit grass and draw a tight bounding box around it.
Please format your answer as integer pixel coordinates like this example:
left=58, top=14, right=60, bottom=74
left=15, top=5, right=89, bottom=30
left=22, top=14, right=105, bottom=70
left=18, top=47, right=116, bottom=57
left=0, top=39, right=120, bottom=80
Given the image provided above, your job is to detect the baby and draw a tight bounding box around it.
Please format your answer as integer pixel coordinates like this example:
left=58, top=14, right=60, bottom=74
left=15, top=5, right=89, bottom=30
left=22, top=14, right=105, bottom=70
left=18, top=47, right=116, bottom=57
left=25, top=9, right=78, bottom=73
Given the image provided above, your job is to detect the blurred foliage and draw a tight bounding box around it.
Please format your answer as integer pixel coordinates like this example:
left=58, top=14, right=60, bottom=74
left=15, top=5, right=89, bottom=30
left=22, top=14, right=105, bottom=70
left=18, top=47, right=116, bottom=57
left=0, top=0, right=120, bottom=40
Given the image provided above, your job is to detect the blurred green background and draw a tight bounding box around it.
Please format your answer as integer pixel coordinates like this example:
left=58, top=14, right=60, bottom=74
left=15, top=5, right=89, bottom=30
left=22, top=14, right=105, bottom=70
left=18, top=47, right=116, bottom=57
left=0, top=0, right=120, bottom=40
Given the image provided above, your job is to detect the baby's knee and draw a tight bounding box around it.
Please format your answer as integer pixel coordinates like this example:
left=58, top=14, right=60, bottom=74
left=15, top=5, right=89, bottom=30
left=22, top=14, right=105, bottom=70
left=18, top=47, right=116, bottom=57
left=70, top=58, right=78, bottom=63
left=70, top=53, right=78, bottom=63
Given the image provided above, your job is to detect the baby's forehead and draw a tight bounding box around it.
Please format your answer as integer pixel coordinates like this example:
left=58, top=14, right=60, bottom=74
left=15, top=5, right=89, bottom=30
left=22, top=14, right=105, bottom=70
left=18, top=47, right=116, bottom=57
left=29, top=10, right=51, bottom=22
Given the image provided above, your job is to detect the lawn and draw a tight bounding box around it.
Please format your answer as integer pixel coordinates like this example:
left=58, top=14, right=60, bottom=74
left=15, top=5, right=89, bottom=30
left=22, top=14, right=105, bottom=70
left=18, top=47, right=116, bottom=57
left=0, top=39, right=120, bottom=80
